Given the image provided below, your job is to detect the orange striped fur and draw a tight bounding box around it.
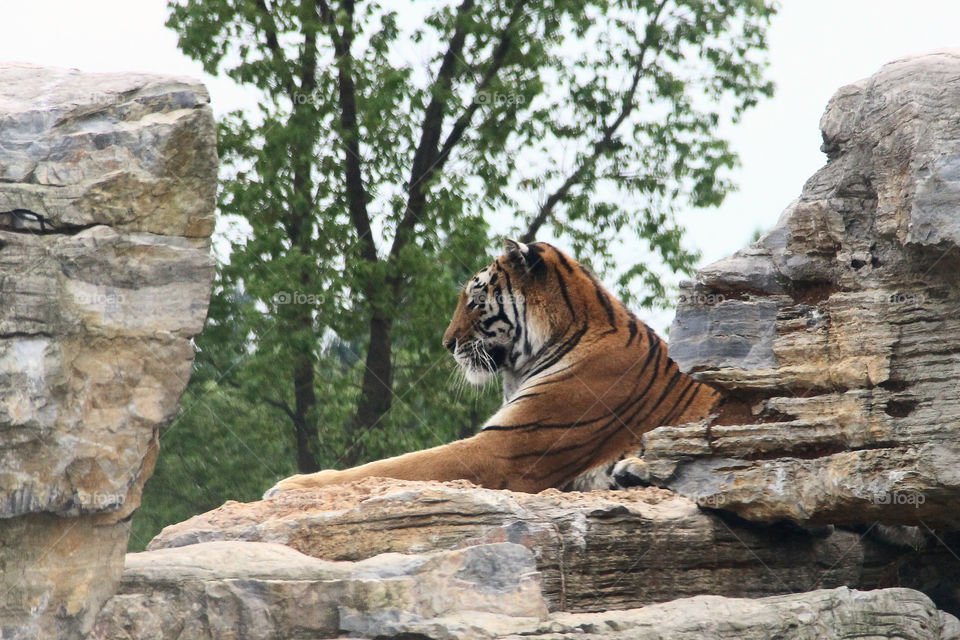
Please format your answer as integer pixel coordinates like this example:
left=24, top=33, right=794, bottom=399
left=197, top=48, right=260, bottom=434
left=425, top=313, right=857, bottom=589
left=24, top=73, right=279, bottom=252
left=266, top=240, right=722, bottom=496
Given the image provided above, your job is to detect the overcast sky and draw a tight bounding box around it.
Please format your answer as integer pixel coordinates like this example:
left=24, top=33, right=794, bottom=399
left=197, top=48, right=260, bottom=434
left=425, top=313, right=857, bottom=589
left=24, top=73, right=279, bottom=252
left=2, top=1, right=958, bottom=334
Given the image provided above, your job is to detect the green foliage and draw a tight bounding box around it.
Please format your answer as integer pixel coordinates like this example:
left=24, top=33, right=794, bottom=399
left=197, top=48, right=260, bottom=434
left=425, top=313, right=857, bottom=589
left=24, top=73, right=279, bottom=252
left=131, top=0, right=775, bottom=550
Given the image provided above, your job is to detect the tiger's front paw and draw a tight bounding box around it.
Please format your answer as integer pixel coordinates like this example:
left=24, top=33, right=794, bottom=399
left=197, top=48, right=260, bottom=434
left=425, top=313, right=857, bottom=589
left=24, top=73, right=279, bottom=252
left=262, top=469, right=343, bottom=499
left=612, top=457, right=653, bottom=488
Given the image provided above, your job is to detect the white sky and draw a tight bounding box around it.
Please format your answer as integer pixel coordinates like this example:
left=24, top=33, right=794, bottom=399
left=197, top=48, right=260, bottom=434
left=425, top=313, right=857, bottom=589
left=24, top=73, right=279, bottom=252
left=2, top=0, right=958, bottom=334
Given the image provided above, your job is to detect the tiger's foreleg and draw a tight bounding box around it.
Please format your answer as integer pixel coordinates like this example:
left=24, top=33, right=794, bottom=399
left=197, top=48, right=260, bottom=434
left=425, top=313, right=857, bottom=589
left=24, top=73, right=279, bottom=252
left=263, top=435, right=506, bottom=498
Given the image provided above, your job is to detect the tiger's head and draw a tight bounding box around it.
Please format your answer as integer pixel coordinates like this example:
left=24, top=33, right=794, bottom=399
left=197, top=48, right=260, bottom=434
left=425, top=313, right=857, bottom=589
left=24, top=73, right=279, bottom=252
left=443, top=239, right=600, bottom=396
left=443, top=239, right=545, bottom=387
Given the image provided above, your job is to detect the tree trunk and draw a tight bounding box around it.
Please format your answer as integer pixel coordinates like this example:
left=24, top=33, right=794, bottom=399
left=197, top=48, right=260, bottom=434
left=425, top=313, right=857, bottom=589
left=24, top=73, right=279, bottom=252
left=292, top=350, right=321, bottom=473
left=346, top=310, right=393, bottom=465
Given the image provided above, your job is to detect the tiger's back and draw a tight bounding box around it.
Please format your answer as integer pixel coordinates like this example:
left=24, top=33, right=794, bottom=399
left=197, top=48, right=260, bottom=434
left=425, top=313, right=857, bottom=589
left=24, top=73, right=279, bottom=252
left=441, top=240, right=721, bottom=491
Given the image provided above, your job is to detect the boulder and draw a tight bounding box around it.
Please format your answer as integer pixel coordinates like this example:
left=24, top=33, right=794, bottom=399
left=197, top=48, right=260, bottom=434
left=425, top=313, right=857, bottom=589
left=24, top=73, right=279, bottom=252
left=0, top=63, right=216, bottom=639
left=93, top=541, right=546, bottom=640
left=95, top=538, right=960, bottom=640
left=147, top=479, right=910, bottom=613
left=657, top=50, right=960, bottom=529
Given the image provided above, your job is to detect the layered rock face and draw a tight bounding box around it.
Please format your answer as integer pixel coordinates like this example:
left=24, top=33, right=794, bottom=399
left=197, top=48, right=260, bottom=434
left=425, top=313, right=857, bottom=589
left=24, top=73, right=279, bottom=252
left=0, top=64, right=216, bottom=639
left=146, top=481, right=890, bottom=613
left=656, top=50, right=960, bottom=528
left=110, top=481, right=960, bottom=639
left=96, top=539, right=960, bottom=640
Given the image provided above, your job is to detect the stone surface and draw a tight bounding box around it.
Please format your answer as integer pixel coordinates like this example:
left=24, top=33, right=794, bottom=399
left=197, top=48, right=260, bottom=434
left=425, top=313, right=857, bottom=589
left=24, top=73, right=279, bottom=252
left=0, top=63, right=216, bottom=639
left=509, top=588, right=960, bottom=640
left=659, top=50, right=960, bottom=528
left=148, top=479, right=917, bottom=614
left=95, top=540, right=960, bottom=640
left=93, top=541, right=547, bottom=640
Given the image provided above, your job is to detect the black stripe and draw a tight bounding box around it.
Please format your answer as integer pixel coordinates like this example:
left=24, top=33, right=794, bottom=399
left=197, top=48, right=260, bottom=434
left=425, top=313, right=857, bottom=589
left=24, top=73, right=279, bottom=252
left=633, top=368, right=686, bottom=426
left=555, top=266, right=575, bottom=317
left=595, top=286, right=617, bottom=331
left=504, top=440, right=585, bottom=460
left=579, top=264, right=617, bottom=331
left=552, top=246, right=575, bottom=273
left=502, top=269, right=528, bottom=354
left=502, top=270, right=521, bottom=321
left=484, top=410, right=607, bottom=432
left=506, top=392, right=543, bottom=404
left=481, top=313, right=508, bottom=329
left=526, top=322, right=589, bottom=378
left=531, top=434, right=617, bottom=484
left=644, top=324, right=658, bottom=349
left=626, top=315, right=639, bottom=346
left=664, top=382, right=703, bottom=425
left=659, top=377, right=697, bottom=425
left=521, top=366, right=579, bottom=390
left=637, top=334, right=662, bottom=379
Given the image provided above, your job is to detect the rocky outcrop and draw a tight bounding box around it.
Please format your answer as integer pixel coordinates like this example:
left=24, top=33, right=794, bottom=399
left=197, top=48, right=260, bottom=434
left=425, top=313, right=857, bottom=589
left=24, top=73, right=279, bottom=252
left=0, top=63, right=216, bottom=639
left=146, top=479, right=905, bottom=613
left=651, top=50, right=960, bottom=529
left=95, top=537, right=960, bottom=640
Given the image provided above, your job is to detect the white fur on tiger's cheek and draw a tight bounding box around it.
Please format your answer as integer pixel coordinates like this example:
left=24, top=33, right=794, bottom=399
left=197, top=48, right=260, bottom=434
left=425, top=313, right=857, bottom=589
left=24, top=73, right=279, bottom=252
left=463, top=366, right=494, bottom=386
left=453, top=349, right=495, bottom=386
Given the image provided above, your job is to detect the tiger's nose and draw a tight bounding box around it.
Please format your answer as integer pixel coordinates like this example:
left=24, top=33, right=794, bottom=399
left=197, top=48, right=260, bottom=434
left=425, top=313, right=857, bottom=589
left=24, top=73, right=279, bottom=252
left=444, top=338, right=457, bottom=353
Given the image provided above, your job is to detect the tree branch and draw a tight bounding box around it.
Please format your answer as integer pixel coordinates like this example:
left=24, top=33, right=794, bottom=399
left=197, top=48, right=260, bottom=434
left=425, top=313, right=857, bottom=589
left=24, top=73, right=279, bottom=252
left=434, top=1, right=526, bottom=178
left=519, top=0, right=669, bottom=243
left=219, top=375, right=297, bottom=422
left=388, top=0, right=478, bottom=263
left=319, top=0, right=378, bottom=262
left=252, top=0, right=297, bottom=95
left=298, top=4, right=319, bottom=97
left=286, top=2, right=320, bottom=246
left=262, top=396, right=297, bottom=422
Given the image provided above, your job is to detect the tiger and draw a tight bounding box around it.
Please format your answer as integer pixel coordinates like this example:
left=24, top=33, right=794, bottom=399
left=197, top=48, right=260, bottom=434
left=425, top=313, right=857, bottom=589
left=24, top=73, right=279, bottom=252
left=265, top=239, right=724, bottom=497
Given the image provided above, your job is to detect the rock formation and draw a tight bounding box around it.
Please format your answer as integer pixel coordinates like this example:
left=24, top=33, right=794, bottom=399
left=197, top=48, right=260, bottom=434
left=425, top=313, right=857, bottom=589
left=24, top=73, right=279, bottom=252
left=94, top=541, right=547, bottom=640
left=146, top=480, right=896, bottom=613
left=658, top=50, right=960, bottom=529
left=0, top=63, right=216, bottom=639
left=95, top=538, right=960, bottom=640
left=106, top=50, right=960, bottom=639
left=10, top=50, right=960, bottom=640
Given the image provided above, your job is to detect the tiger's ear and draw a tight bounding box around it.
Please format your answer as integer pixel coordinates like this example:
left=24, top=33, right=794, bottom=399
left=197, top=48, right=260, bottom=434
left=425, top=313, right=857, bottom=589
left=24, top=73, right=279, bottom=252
left=503, top=238, right=529, bottom=267
left=503, top=238, right=544, bottom=277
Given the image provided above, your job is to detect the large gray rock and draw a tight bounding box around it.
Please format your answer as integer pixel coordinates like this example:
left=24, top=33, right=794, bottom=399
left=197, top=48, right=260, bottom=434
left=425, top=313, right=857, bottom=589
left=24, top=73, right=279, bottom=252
left=0, top=63, right=216, bottom=639
left=146, top=479, right=923, bottom=614
left=94, top=541, right=547, bottom=640
left=94, top=539, right=960, bottom=640
left=658, top=51, right=960, bottom=529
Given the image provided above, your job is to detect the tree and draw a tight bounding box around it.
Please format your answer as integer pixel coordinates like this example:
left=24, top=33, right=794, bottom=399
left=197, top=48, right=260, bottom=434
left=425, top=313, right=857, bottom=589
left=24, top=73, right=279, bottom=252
left=133, top=0, right=775, bottom=548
